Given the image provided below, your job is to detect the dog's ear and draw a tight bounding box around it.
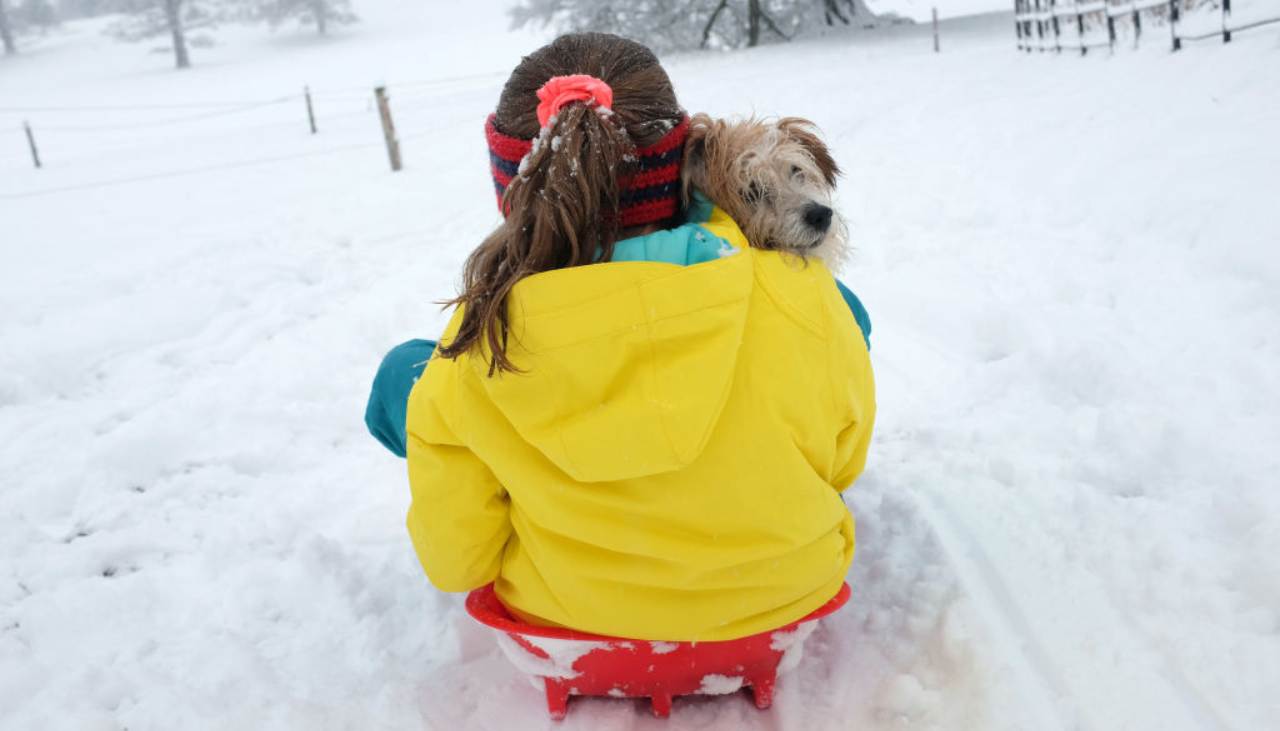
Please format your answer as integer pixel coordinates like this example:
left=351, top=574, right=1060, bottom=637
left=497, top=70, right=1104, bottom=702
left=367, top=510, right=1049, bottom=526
left=681, top=113, right=715, bottom=206
left=779, top=117, right=840, bottom=187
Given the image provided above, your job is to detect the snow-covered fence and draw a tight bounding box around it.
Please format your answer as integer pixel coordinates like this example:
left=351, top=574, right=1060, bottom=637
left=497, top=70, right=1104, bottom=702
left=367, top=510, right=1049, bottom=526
left=1012, top=0, right=1114, bottom=54
left=1013, top=0, right=1280, bottom=54
left=9, top=88, right=331, bottom=172
left=23, top=120, right=40, bottom=169
left=373, top=86, right=402, bottom=172
left=3, top=73, right=499, bottom=177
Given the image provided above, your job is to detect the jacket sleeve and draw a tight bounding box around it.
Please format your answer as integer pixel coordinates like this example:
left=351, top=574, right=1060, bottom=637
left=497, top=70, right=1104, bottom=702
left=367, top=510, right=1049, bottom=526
left=365, top=339, right=437, bottom=458
left=828, top=292, right=877, bottom=492
left=831, top=411, right=873, bottom=492
left=835, top=279, right=872, bottom=351
left=404, top=336, right=511, bottom=592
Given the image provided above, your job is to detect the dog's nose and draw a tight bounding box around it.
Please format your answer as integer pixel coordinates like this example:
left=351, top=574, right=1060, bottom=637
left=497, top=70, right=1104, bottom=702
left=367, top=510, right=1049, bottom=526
left=803, top=203, right=833, bottom=233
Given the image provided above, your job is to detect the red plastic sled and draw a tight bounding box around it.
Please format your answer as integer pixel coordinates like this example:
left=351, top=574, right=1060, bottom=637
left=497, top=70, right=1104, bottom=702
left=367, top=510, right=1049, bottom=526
left=465, top=583, right=851, bottom=720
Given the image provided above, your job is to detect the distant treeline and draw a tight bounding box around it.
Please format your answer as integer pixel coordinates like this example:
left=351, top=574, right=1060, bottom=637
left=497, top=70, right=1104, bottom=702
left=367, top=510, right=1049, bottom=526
left=0, top=0, right=358, bottom=66
left=509, top=0, right=913, bottom=53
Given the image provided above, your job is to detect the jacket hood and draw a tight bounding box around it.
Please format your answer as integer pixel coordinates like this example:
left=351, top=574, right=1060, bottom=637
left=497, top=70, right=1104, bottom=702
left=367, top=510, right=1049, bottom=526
left=476, top=250, right=754, bottom=483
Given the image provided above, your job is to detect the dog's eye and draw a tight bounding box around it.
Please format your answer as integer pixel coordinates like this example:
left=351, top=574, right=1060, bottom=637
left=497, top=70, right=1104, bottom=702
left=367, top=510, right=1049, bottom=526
left=743, top=182, right=770, bottom=204
left=791, top=165, right=804, bottom=179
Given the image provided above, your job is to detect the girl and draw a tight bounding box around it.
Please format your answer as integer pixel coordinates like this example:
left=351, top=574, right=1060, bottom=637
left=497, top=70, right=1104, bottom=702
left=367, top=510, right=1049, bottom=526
left=368, top=33, right=875, bottom=641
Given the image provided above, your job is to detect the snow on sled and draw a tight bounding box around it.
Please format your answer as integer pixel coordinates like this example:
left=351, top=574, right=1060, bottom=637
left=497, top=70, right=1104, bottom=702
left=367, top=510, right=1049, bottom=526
left=465, top=582, right=851, bottom=720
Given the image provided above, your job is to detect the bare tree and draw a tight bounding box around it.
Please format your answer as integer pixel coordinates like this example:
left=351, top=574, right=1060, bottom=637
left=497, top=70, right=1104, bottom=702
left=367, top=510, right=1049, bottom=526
left=701, top=0, right=729, bottom=47
left=704, top=0, right=794, bottom=47
left=254, top=0, right=357, bottom=36
left=59, top=1, right=135, bottom=19
left=162, top=0, right=189, bottom=67
left=821, top=0, right=874, bottom=26
left=1, top=0, right=16, bottom=55
left=108, top=0, right=228, bottom=69
left=512, top=0, right=845, bottom=52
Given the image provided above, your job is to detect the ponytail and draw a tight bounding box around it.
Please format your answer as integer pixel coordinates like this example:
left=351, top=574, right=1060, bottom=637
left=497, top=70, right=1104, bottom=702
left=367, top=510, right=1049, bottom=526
left=437, top=102, right=634, bottom=375
left=438, top=33, right=685, bottom=376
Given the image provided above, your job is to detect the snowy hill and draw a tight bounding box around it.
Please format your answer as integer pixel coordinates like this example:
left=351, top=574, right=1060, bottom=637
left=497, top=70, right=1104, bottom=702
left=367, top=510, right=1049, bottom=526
left=2, top=2, right=1279, bottom=729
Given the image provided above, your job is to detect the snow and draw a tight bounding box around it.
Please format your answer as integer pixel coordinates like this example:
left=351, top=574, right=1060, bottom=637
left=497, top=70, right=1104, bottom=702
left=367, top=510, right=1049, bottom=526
left=492, top=634, right=602, bottom=680
left=770, top=621, right=819, bottom=676
left=3, top=4, right=1279, bottom=731
left=698, top=674, right=745, bottom=695
left=869, top=1, right=1010, bottom=22
left=650, top=641, right=679, bottom=655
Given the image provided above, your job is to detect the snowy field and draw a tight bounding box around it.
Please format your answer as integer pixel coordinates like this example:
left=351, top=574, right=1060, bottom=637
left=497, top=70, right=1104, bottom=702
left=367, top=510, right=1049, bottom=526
left=3, top=2, right=1279, bottom=729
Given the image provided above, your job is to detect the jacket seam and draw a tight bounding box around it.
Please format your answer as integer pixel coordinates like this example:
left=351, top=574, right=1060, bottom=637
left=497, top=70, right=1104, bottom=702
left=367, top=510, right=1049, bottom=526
left=516, top=248, right=748, bottom=323
left=639, top=285, right=685, bottom=469
left=516, top=296, right=748, bottom=354
left=753, top=266, right=825, bottom=339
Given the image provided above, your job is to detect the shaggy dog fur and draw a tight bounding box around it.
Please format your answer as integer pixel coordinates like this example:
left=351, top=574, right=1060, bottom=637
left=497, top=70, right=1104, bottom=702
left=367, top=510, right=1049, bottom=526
left=680, top=114, right=849, bottom=271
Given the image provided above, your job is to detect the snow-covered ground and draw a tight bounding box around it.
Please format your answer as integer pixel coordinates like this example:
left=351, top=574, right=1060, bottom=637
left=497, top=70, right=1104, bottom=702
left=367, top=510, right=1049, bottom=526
left=3, top=3, right=1278, bottom=729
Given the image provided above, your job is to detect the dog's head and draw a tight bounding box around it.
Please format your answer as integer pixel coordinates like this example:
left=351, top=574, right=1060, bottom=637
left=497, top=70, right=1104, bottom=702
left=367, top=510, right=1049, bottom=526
left=681, top=114, right=847, bottom=270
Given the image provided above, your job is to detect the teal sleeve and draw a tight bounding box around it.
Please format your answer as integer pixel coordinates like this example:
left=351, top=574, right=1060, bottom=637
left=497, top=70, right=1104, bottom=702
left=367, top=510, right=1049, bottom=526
left=835, top=280, right=872, bottom=351
left=365, top=339, right=436, bottom=458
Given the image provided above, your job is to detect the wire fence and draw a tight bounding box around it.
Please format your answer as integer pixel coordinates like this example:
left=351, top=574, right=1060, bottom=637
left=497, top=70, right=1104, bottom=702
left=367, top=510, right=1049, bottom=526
left=0, top=124, right=459, bottom=201
left=0, top=70, right=506, bottom=118
left=2, top=70, right=510, bottom=192
left=1012, top=0, right=1280, bottom=54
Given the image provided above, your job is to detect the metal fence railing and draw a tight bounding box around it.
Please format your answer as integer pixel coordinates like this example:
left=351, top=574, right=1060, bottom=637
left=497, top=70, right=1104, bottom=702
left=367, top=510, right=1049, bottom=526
left=1013, top=0, right=1280, bottom=54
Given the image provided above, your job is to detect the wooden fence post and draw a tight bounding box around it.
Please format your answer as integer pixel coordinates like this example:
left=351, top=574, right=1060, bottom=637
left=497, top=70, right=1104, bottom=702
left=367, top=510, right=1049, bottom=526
left=1107, top=8, right=1117, bottom=52
left=1021, top=0, right=1032, bottom=52
left=1052, top=0, right=1062, bottom=53
left=932, top=7, right=940, bottom=52
left=1170, top=0, right=1182, bottom=51
left=1015, top=0, right=1024, bottom=50
left=304, top=85, right=317, bottom=135
left=1133, top=3, right=1142, bottom=47
left=1222, top=0, right=1232, bottom=42
left=1034, top=0, right=1044, bottom=51
left=23, top=120, right=40, bottom=169
left=1076, top=1, right=1087, bottom=56
left=1025, top=0, right=1035, bottom=52
left=374, top=86, right=402, bottom=172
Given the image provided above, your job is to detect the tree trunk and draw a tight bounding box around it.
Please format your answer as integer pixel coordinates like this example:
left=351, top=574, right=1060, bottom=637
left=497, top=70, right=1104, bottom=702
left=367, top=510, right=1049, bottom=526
left=164, top=0, right=190, bottom=69
left=312, top=0, right=327, bottom=35
left=747, top=0, right=761, bottom=47
left=0, top=0, right=16, bottom=56
left=847, top=0, right=876, bottom=22
left=824, top=0, right=850, bottom=25
left=700, top=0, right=729, bottom=48
left=759, top=7, right=790, bottom=40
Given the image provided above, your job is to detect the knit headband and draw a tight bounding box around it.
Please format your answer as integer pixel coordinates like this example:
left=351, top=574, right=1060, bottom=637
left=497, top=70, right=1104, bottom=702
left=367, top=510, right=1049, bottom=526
left=485, top=76, right=689, bottom=229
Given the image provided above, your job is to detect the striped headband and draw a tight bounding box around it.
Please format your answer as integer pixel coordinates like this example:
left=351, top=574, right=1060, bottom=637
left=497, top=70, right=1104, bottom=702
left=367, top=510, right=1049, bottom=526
left=485, top=113, right=690, bottom=229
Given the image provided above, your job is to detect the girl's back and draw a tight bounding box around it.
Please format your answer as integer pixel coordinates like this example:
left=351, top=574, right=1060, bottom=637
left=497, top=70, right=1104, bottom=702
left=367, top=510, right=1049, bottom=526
left=407, top=210, right=874, bottom=641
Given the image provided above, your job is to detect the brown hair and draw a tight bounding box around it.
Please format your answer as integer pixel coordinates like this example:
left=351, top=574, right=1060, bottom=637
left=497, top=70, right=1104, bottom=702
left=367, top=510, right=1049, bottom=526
left=437, top=33, right=684, bottom=375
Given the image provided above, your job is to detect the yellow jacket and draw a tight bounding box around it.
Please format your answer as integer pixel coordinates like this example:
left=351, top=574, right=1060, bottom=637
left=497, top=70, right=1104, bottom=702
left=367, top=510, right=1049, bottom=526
left=405, top=211, right=875, bottom=641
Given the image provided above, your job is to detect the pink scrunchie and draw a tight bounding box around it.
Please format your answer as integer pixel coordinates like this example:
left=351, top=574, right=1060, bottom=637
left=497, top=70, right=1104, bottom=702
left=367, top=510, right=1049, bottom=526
left=536, top=74, right=614, bottom=128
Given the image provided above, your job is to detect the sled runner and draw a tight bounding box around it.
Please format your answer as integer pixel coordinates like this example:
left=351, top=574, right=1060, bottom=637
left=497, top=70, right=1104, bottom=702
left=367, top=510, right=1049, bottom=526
left=465, top=582, right=851, bottom=720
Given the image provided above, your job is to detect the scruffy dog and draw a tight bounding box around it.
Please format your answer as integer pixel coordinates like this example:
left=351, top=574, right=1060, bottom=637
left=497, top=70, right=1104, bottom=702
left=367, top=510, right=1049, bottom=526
left=681, top=113, right=849, bottom=271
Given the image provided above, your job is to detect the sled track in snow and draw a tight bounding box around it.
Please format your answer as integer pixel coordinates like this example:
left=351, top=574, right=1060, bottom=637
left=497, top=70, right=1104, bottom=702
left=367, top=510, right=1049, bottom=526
left=906, top=491, right=1086, bottom=731
left=909, top=489, right=1232, bottom=731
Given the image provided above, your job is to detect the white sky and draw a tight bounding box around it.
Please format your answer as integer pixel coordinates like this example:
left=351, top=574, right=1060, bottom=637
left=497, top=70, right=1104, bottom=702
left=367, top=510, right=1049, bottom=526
left=869, top=0, right=1012, bottom=21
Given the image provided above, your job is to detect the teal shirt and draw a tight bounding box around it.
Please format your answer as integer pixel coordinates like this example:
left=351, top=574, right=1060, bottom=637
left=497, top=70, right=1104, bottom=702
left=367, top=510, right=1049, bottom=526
left=366, top=214, right=871, bottom=457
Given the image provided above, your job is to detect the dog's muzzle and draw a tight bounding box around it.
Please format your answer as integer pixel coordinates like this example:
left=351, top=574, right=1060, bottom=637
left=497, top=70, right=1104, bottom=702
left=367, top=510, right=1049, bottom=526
left=803, top=203, right=834, bottom=233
